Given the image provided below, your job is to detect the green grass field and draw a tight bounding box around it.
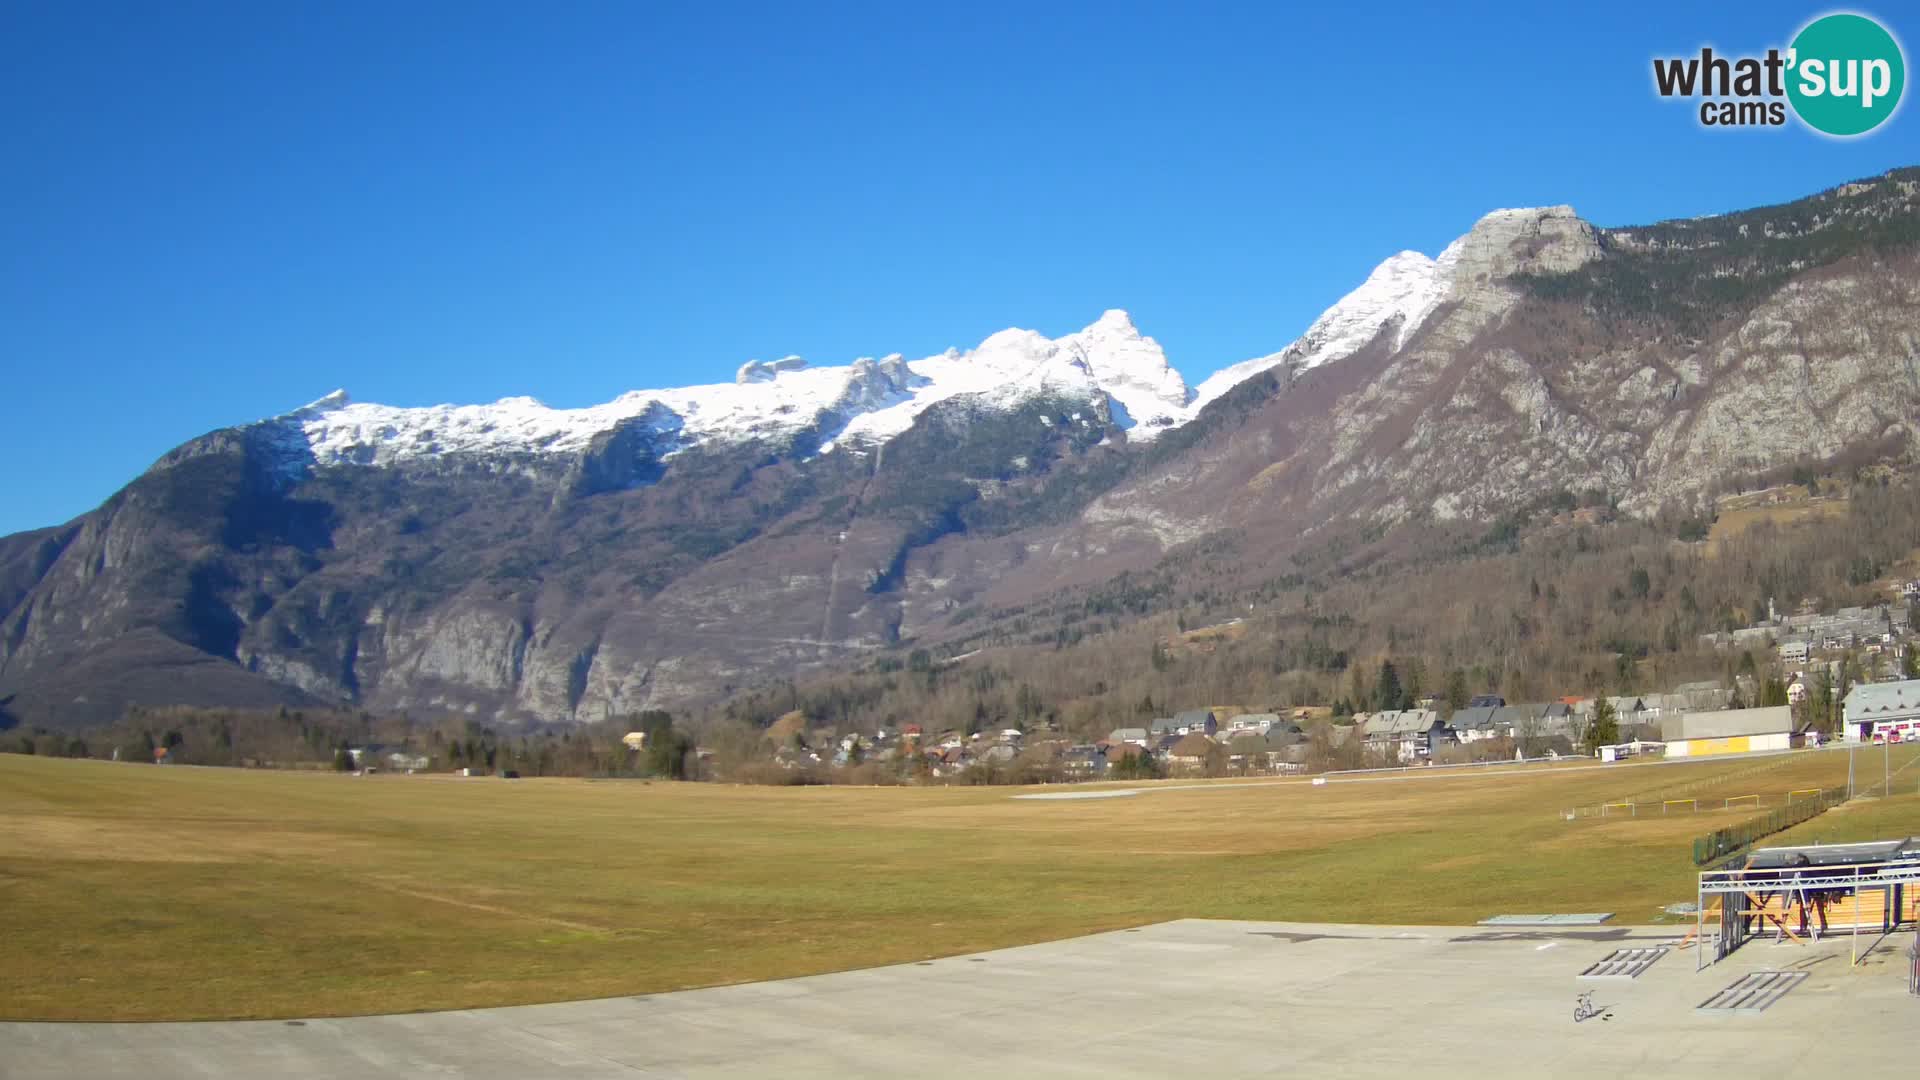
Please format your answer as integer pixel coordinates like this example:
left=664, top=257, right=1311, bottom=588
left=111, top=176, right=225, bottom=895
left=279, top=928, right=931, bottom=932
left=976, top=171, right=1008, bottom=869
left=2, top=747, right=1918, bottom=1021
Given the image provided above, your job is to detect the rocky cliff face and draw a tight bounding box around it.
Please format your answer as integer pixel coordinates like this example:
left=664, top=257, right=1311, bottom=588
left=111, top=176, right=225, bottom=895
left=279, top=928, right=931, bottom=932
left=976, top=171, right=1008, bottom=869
left=4, top=168, right=1919, bottom=729
left=1078, top=173, right=1920, bottom=550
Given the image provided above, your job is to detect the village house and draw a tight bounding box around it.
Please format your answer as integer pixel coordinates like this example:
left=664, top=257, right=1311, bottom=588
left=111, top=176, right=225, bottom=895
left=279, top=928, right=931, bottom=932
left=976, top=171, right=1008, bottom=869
left=385, top=750, right=430, bottom=772
left=1673, top=680, right=1730, bottom=712
left=1642, top=694, right=1685, bottom=723
left=928, top=746, right=975, bottom=776
left=1543, top=702, right=1581, bottom=733
left=1396, top=708, right=1453, bottom=759
left=1589, top=695, right=1649, bottom=727
left=1448, top=706, right=1501, bottom=743
left=1172, top=709, right=1218, bottom=736
left=1166, top=732, right=1218, bottom=772
left=978, top=744, right=1018, bottom=765
left=1107, top=726, right=1150, bottom=747
left=1360, top=710, right=1401, bottom=749
left=1362, top=709, right=1450, bottom=762
left=1490, top=704, right=1539, bottom=740
left=1061, top=745, right=1105, bottom=776
left=1104, top=741, right=1147, bottom=769
left=1226, top=730, right=1302, bottom=773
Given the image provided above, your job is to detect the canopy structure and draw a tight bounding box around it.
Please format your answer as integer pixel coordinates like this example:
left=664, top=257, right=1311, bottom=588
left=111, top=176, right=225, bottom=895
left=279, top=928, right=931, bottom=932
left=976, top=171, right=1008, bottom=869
left=1694, top=838, right=1920, bottom=970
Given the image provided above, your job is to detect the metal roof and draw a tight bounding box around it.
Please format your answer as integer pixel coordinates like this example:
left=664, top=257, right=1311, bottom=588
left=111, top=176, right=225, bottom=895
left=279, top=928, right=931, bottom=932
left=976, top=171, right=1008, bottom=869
left=1746, top=837, right=1918, bottom=870
left=1362, top=711, right=1401, bottom=736
left=1389, top=709, right=1440, bottom=734
left=1661, top=705, right=1793, bottom=741
left=1449, top=706, right=1499, bottom=731
left=1490, top=705, right=1535, bottom=729
left=1843, top=678, right=1920, bottom=719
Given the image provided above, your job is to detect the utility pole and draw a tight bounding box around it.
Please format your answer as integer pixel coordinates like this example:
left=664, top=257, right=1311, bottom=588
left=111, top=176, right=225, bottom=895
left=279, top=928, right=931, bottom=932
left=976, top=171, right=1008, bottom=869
left=1848, top=742, right=1856, bottom=799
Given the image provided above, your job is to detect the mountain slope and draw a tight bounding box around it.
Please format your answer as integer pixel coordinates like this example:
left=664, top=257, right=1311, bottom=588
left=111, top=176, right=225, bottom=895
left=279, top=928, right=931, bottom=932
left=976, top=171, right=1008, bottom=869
left=1077, top=177, right=1920, bottom=552
left=5, top=168, right=1920, bottom=729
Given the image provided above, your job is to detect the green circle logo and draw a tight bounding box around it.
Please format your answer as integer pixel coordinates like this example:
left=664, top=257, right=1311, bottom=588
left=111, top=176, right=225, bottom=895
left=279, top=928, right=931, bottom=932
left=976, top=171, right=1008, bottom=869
left=1787, top=13, right=1906, bottom=136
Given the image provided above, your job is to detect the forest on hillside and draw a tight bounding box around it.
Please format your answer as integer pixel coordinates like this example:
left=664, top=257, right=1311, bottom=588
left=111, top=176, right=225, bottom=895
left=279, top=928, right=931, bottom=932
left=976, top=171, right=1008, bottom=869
left=5, top=468, right=1916, bottom=786
left=695, top=470, right=1920, bottom=750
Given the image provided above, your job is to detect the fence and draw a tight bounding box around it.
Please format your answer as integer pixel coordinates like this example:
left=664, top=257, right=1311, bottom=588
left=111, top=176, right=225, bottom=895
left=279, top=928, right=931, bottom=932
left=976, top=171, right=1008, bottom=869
left=1689, top=785, right=1850, bottom=866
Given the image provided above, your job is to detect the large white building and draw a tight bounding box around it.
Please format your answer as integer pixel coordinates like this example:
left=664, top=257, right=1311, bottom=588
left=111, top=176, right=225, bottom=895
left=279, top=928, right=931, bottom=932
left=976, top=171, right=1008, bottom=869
left=1660, top=706, right=1795, bottom=758
left=1841, top=679, right=1920, bottom=742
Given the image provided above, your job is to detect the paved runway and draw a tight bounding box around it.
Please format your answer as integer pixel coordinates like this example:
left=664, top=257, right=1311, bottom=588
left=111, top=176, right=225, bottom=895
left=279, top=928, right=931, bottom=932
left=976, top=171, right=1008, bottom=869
left=4, top=919, right=1914, bottom=1078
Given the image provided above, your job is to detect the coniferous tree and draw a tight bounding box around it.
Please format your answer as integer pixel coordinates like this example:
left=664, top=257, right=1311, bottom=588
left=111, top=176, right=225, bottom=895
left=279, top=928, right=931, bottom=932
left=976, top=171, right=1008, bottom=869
left=1374, top=661, right=1404, bottom=713
left=1583, top=696, right=1619, bottom=755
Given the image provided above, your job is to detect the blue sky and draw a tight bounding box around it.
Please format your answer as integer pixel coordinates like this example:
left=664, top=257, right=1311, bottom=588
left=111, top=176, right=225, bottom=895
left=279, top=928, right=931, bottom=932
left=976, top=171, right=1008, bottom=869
left=3, top=1, right=1916, bottom=535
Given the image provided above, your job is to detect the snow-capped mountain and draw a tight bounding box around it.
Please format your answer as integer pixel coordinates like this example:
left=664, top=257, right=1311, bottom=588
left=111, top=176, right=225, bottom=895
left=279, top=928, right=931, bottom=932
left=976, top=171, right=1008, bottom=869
left=1188, top=249, right=1449, bottom=411
left=290, top=208, right=1565, bottom=468
left=293, top=309, right=1194, bottom=468
left=14, top=171, right=1918, bottom=733
left=282, top=207, right=1599, bottom=470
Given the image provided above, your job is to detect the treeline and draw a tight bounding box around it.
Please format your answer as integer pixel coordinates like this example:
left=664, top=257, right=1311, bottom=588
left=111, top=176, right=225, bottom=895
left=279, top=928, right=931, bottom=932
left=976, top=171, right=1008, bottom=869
left=685, top=473, right=1920, bottom=756
left=1, top=704, right=701, bottom=780
left=14, top=474, right=1918, bottom=789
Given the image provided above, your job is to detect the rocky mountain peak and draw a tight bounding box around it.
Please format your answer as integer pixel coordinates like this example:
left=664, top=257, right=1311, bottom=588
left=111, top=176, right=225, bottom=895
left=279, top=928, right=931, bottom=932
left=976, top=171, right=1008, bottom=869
left=289, top=389, right=352, bottom=417
left=1439, top=205, right=1601, bottom=292
left=734, top=356, right=809, bottom=384
left=1055, top=309, right=1190, bottom=419
left=835, top=354, right=928, bottom=413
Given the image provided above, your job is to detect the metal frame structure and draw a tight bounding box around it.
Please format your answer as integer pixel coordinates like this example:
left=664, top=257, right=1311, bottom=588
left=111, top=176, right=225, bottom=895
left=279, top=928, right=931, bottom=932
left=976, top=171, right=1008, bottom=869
left=1695, top=853, right=1920, bottom=971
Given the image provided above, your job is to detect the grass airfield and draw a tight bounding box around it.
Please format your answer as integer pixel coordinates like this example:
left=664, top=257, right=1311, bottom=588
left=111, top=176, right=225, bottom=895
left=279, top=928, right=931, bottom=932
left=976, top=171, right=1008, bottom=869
left=2, top=747, right=1916, bottom=1020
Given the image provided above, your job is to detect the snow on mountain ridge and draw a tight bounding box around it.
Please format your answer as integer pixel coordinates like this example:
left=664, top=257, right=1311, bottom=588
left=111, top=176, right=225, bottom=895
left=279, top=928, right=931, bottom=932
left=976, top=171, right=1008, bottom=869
left=292, top=309, right=1194, bottom=467
left=287, top=206, right=1582, bottom=469
left=1187, top=248, right=1446, bottom=411
left=1181, top=205, right=1586, bottom=413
